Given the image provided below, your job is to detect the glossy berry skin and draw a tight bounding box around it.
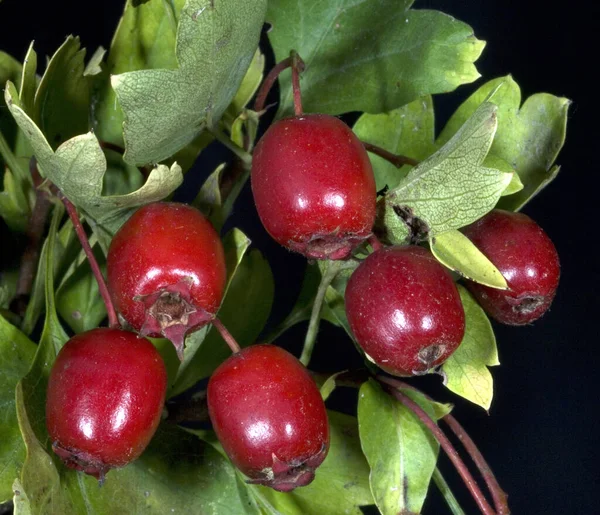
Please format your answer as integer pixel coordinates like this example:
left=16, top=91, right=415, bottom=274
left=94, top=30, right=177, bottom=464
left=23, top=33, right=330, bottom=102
left=251, top=114, right=377, bottom=260
left=107, top=202, right=226, bottom=358
left=207, top=344, right=329, bottom=492
left=461, top=209, right=560, bottom=325
left=345, top=246, right=465, bottom=376
left=46, top=328, right=167, bottom=481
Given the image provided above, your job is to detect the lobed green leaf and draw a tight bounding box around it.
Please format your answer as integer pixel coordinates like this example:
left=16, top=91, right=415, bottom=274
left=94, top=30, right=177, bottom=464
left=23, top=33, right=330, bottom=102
left=112, top=0, right=267, bottom=165
left=382, top=102, right=512, bottom=243
left=267, top=0, right=484, bottom=117
left=437, top=75, right=570, bottom=211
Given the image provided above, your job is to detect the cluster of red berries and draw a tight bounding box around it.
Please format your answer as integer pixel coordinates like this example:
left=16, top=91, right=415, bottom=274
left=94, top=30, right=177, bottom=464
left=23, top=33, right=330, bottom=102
left=46, top=110, right=559, bottom=490
left=46, top=202, right=329, bottom=490
left=252, top=112, right=560, bottom=377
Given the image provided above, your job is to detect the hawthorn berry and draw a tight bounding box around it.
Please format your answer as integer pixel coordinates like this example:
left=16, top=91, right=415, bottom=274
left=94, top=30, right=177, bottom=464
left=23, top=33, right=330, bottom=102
left=251, top=113, right=377, bottom=260
left=107, top=202, right=226, bottom=358
left=207, top=344, right=329, bottom=492
left=345, top=246, right=465, bottom=376
left=46, top=328, right=167, bottom=481
left=461, top=209, right=560, bottom=325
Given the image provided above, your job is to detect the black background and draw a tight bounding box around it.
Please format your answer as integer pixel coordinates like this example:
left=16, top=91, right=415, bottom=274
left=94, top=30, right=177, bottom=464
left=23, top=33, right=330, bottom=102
left=0, top=0, right=598, bottom=514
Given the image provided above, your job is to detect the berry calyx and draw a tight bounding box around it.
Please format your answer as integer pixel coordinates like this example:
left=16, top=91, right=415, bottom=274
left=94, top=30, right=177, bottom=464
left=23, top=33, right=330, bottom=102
left=207, top=344, right=329, bottom=492
left=461, top=209, right=560, bottom=325
left=251, top=114, right=377, bottom=260
left=345, top=246, right=465, bottom=376
left=46, top=328, right=167, bottom=482
left=107, top=202, right=227, bottom=358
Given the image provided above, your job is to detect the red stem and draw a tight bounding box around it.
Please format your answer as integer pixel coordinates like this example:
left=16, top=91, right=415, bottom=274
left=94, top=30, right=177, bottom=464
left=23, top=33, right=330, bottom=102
left=254, top=56, right=293, bottom=113
left=58, top=193, right=119, bottom=328
left=378, top=376, right=496, bottom=515
left=377, top=376, right=509, bottom=514
left=211, top=317, right=241, bottom=354
left=362, top=142, right=420, bottom=168
left=290, top=51, right=305, bottom=116
left=443, top=416, right=510, bottom=515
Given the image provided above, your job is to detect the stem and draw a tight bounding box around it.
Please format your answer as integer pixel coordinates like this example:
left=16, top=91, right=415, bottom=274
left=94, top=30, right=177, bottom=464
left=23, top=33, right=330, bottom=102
left=443, top=416, right=510, bottom=515
left=433, top=467, right=466, bottom=515
left=363, top=142, right=420, bottom=168
left=212, top=317, right=241, bottom=354
left=10, top=162, right=52, bottom=317
left=58, top=193, right=119, bottom=328
left=290, top=51, right=305, bottom=116
left=254, top=56, right=293, bottom=113
left=378, top=377, right=496, bottom=515
left=368, top=234, right=383, bottom=252
left=210, top=127, right=253, bottom=170
left=299, top=260, right=343, bottom=367
left=99, top=140, right=150, bottom=179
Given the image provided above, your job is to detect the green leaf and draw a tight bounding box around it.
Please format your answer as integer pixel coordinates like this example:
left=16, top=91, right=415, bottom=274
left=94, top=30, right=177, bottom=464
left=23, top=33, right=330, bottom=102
left=358, top=379, right=439, bottom=515
left=83, top=46, right=106, bottom=77
left=112, top=0, right=267, bottom=165
left=18, top=43, right=37, bottom=117
left=267, top=0, right=484, bottom=118
left=430, top=229, right=507, bottom=289
left=21, top=218, right=77, bottom=336
left=193, top=162, right=226, bottom=230
left=437, top=75, right=570, bottom=211
left=0, top=167, right=31, bottom=231
left=383, top=102, right=513, bottom=244
left=56, top=252, right=107, bottom=334
left=353, top=96, right=436, bottom=191
left=251, top=411, right=373, bottom=514
left=33, top=36, right=91, bottom=149
left=171, top=229, right=274, bottom=396
left=441, top=286, right=499, bottom=411
left=5, top=84, right=183, bottom=235
left=0, top=316, right=36, bottom=502
left=94, top=0, right=185, bottom=145
left=0, top=52, right=23, bottom=150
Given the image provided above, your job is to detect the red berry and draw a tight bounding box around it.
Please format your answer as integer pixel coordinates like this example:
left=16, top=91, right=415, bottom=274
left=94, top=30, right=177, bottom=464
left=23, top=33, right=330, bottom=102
left=251, top=114, right=377, bottom=260
left=107, top=202, right=227, bottom=358
left=461, top=209, right=560, bottom=325
left=345, top=246, right=465, bottom=376
left=46, top=328, right=167, bottom=481
left=207, top=344, right=329, bottom=492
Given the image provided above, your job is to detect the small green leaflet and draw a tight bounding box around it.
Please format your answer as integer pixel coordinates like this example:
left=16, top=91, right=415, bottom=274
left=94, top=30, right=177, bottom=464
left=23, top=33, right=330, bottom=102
left=358, top=380, right=440, bottom=515
left=430, top=229, right=508, bottom=289
left=4, top=83, right=183, bottom=237
left=112, top=0, right=267, bottom=165
left=383, top=102, right=513, bottom=244
left=267, top=0, right=484, bottom=118
left=437, top=75, right=569, bottom=211
left=441, top=286, right=500, bottom=411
